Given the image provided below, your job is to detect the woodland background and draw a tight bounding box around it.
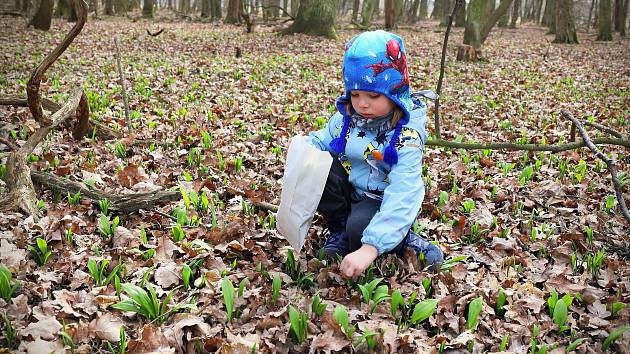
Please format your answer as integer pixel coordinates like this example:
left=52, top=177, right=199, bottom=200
left=0, top=0, right=629, bottom=352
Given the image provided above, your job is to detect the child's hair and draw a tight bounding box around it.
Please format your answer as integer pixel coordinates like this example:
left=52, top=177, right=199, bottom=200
left=344, top=102, right=405, bottom=128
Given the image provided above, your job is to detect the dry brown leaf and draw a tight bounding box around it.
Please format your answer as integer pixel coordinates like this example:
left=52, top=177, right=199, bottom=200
left=89, top=312, right=123, bottom=342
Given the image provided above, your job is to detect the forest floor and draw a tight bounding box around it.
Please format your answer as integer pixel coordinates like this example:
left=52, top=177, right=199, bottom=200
left=0, top=13, right=629, bottom=354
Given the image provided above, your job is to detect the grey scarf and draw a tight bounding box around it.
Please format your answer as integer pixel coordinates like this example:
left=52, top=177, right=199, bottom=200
left=351, top=111, right=394, bottom=134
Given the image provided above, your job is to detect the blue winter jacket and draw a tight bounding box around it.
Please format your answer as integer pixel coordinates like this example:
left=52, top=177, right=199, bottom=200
left=308, top=98, right=428, bottom=255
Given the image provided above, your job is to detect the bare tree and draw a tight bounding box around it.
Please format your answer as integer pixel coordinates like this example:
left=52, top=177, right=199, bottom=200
left=30, top=0, right=54, bottom=30
left=510, top=0, right=520, bottom=26
left=385, top=0, right=395, bottom=28
left=225, top=0, right=241, bottom=22
left=598, top=0, right=613, bottom=40
left=283, top=0, right=336, bottom=38
left=459, top=0, right=513, bottom=60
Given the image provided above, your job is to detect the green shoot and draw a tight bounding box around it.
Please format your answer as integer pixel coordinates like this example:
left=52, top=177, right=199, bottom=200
left=221, top=277, right=235, bottom=322
left=333, top=305, right=355, bottom=339
left=411, top=298, right=439, bottom=325
left=28, top=237, right=52, bottom=266
left=311, top=292, right=327, bottom=317
left=111, top=283, right=195, bottom=324
left=0, top=265, right=20, bottom=303
left=272, top=273, right=281, bottom=306
left=603, top=326, right=629, bottom=351
left=87, top=259, right=121, bottom=287
left=98, top=214, right=119, bottom=239
left=288, top=305, right=308, bottom=344
left=467, top=297, right=483, bottom=331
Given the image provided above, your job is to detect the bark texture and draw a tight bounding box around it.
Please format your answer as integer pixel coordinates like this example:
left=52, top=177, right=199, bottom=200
left=30, top=0, right=54, bottom=31
left=553, top=0, right=578, bottom=43
left=598, top=0, right=613, bottom=40
left=283, top=0, right=337, bottom=38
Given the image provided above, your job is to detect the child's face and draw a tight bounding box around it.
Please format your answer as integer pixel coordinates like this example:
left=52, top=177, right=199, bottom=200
left=350, top=90, right=396, bottom=119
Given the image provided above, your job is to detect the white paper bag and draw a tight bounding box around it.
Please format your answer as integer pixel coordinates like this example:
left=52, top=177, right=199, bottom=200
left=276, top=135, right=333, bottom=252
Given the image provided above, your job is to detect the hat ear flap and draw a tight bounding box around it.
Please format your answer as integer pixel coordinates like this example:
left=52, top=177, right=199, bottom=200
left=330, top=116, right=351, bottom=154
left=384, top=121, right=402, bottom=166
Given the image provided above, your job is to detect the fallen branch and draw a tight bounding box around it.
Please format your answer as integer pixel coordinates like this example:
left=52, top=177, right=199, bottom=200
left=583, top=120, right=627, bottom=140
left=0, top=0, right=90, bottom=217
left=26, top=0, right=87, bottom=125
left=426, top=137, right=630, bottom=152
left=560, top=110, right=630, bottom=226
left=31, top=171, right=180, bottom=213
left=146, top=28, right=165, bottom=36
left=0, top=137, right=18, bottom=151
left=0, top=88, right=85, bottom=215
left=0, top=95, right=121, bottom=140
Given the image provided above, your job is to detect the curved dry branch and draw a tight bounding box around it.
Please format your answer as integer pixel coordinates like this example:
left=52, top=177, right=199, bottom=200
left=27, top=0, right=88, bottom=125
left=560, top=110, right=630, bottom=226
left=0, top=95, right=120, bottom=140
left=426, top=137, right=630, bottom=152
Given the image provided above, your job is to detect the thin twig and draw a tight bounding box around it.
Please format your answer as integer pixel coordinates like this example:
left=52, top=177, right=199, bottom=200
left=434, top=0, right=462, bottom=140
left=584, top=120, right=627, bottom=139
left=114, top=38, right=131, bottom=134
left=426, top=137, right=630, bottom=152
left=0, top=137, right=18, bottom=151
left=561, top=110, right=630, bottom=226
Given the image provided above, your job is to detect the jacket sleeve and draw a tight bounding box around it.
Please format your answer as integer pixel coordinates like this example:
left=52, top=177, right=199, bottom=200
left=360, top=132, right=426, bottom=255
left=307, top=112, right=343, bottom=153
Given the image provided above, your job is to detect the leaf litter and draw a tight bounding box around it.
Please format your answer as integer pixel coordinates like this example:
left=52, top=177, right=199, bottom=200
left=0, top=14, right=629, bottom=353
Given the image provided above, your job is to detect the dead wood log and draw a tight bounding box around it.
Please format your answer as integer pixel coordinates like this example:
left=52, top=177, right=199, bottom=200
left=561, top=110, right=630, bottom=226
left=0, top=0, right=89, bottom=217
left=0, top=95, right=121, bottom=140
left=31, top=171, right=180, bottom=213
left=1, top=88, right=84, bottom=215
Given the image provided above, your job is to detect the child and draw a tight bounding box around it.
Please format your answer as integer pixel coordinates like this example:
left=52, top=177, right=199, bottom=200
left=307, top=30, right=443, bottom=279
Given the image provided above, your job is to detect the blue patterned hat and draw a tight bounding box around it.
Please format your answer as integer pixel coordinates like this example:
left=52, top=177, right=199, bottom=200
left=330, top=30, right=412, bottom=166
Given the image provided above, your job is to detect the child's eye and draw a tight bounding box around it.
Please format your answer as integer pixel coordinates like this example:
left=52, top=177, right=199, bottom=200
left=369, top=93, right=381, bottom=98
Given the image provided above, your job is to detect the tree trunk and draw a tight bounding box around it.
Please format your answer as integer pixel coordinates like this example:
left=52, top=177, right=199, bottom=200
left=351, top=0, right=359, bottom=20
left=410, top=0, right=419, bottom=21
left=284, top=0, right=336, bottom=38
left=614, top=0, right=627, bottom=33
left=105, top=0, right=114, bottom=14
left=291, top=0, right=300, bottom=15
left=212, top=0, right=222, bottom=18
left=114, top=0, right=127, bottom=13
left=587, top=0, right=596, bottom=30
left=225, top=0, right=241, bottom=22
left=461, top=0, right=512, bottom=59
left=201, top=0, right=211, bottom=16
left=22, top=0, right=29, bottom=12
left=454, top=0, right=466, bottom=25
left=598, top=0, right=613, bottom=39
left=56, top=0, right=70, bottom=17
left=30, top=0, right=54, bottom=31
left=385, top=0, right=395, bottom=27
left=553, top=0, right=578, bottom=43
left=431, top=0, right=444, bottom=19
left=498, top=3, right=510, bottom=26
left=543, top=0, right=555, bottom=32
left=68, top=0, right=78, bottom=21
left=510, top=0, right=520, bottom=26
left=439, top=0, right=451, bottom=25
left=419, top=0, right=428, bottom=19
left=143, top=0, right=154, bottom=17
left=361, top=0, right=376, bottom=25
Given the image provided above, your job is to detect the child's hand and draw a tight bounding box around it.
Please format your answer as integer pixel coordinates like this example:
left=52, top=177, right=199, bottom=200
left=340, top=244, right=378, bottom=279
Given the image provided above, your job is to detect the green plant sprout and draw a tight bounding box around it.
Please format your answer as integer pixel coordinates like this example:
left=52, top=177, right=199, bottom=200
left=288, top=305, right=308, bottom=344
left=333, top=305, right=355, bottom=339
left=357, top=278, right=391, bottom=314
left=112, top=283, right=195, bottom=324
left=67, top=191, right=81, bottom=206
left=28, top=238, right=52, bottom=266
left=171, top=224, right=186, bottom=242
left=467, top=297, right=483, bottom=331
left=272, top=273, right=281, bottom=306
left=221, top=277, right=235, bottom=322
left=603, top=326, right=629, bottom=351
left=106, top=326, right=128, bottom=354
left=460, top=199, right=475, bottom=214
left=2, top=315, right=15, bottom=349
left=114, top=141, right=126, bottom=159
left=99, top=198, right=110, bottom=216
left=311, top=292, right=327, bottom=317
left=87, top=259, right=121, bottom=287
left=0, top=265, right=20, bottom=302
left=98, top=214, right=119, bottom=239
